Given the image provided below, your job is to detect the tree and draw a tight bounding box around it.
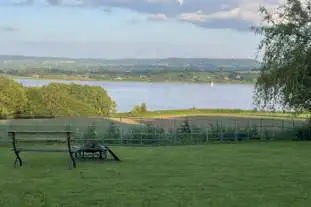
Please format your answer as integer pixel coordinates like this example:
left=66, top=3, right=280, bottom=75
left=0, top=77, right=27, bottom=116
left=44, top=83, right=116, bottom=116
left=252, top=0, right=311, bottom=112
left=131, top=103, right=148, bottom=114
left=140, top=103, right=147, bottom=113
left=24, top=86, right=98, bottom=117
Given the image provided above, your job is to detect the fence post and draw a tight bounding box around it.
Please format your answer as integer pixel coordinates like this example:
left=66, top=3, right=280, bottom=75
left=120, top=127, right=123, bottom=145
left=174, top=128, right=177, bottom=145
left=220, top=120, right=223, bottom=142
left=155, top=128, right=159, bottom=146
left=281, top=119, right=285, bottom=133
left=205, top=127, right=209, bottom=144
left=260, top=118, right=263, bottom=140
left=190, top=128, right=193, bottom=144
left=247, top=120, right=250, bottom=140
left=234, top=120, right=238, bottom=142
left=102, top=131, right=105, bottom=143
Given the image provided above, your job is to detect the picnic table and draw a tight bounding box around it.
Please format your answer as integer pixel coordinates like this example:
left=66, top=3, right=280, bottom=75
left=73, top=143, right=120, bottom=161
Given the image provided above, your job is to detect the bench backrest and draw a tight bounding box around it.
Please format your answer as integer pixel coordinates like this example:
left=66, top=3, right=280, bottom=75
left=8, top=130, right=74, bottom=151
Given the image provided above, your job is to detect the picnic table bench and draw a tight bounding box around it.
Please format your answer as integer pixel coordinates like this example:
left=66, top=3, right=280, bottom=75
left=8, top=130, right=120, bottom=169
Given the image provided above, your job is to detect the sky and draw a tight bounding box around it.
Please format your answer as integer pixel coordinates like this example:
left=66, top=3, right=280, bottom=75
left=0, top=0, right=285, bottom=59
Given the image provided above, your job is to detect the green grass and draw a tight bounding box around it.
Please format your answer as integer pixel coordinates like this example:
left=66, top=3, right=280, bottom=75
left=0, top=142, right=310, bottom=207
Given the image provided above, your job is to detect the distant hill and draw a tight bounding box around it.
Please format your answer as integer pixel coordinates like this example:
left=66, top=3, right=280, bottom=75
left=0, top=55, right=261, bottom=72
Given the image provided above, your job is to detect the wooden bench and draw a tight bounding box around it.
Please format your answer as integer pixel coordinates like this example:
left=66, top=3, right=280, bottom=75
left=8, top=130, right=78, bottom=169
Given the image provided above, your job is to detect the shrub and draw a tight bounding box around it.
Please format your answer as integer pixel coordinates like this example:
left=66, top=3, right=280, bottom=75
left=295, top=119, right=311, bottom=141
left=176, top=118, right=207, bottom=144
left=130, top=103, right=148, bottom=114
left=125, top=123, right=164, bottom=145
left=83, top=123, right=101, bottom=146
left=105, top=122, right=121, bottom=144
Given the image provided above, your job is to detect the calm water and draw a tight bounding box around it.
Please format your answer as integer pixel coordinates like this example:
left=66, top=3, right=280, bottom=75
left=16, top=79, right=256, bottom=112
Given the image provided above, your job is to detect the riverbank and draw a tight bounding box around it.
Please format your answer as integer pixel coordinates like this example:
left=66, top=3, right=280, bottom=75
left=8, top=75, right=256, bottom=85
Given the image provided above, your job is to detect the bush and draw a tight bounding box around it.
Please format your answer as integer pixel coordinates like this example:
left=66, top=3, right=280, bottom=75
left=130, top=103, right=148, bottom=114
left=0, top=107, right=9, bottom=120
left=105, top=122, right=121, bottom=144
left=125, top=124, right=164, bottom=145
left=176, top=118, right=207, bottom=144
left=295, top=119, right=311, bottom=141
left=83, top=123, right=101, bottom=146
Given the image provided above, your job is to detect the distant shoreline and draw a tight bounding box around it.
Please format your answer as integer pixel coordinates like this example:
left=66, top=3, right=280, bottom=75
left=10, top=75, right=256, bottom=85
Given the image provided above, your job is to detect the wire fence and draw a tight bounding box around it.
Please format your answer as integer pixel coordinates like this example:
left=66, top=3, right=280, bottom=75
left=0, top=116, right=308, bottom=146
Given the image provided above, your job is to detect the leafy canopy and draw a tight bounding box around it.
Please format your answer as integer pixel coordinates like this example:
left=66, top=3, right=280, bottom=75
left=253, top=0, right=311, bottom=112
left=0, top=77, right=116, bottom=118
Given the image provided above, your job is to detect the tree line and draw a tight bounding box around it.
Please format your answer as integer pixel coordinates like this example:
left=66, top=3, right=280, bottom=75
left=0, top=77, right=116, bottom=119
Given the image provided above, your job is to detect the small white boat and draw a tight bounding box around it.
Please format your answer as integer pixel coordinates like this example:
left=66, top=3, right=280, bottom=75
left=210, top=81, right=214, bottom=87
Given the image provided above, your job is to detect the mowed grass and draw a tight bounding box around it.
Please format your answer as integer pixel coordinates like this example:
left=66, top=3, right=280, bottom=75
left=0, top=142, right=311, bottom=207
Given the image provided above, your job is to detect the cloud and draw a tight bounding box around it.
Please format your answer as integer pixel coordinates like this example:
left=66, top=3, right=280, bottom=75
left=1, top=0, right=294, bottom=30
left=0, top=26, right=19, bottom=32
left=148, top=13, right=169, bottom=21
left=176, top=0, right=183, bottom=5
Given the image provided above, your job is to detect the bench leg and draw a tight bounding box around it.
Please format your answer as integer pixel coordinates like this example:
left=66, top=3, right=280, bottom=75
left=14, top=151, right=23, bottom=167
left=70, top=152, right=76, bottom=169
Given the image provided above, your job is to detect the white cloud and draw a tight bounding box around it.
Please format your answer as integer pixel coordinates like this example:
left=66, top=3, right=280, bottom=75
left=178, top=0, right=285, bottom=26
left=176, top=0, right=184, bottom=5
left=148, top=13, right=169, bottom=21
left=146, top=0, right=169, bottom=3
left=4, top=0, right=308, bottom=30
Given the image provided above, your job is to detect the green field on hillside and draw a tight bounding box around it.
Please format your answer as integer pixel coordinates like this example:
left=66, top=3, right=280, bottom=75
left=0, top=142, right=310, bottom=207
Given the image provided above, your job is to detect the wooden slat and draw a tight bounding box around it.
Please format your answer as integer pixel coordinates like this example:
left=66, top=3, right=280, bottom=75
left=10, top=148, right=80, bottom=152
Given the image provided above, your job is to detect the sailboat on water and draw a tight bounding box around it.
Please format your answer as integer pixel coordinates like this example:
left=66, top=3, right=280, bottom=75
left=210, top=81, right=214, bottom=87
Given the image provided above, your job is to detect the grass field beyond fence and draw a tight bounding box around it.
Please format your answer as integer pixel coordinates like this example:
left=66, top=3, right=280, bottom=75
left=0, top=142, right=311, bottom=207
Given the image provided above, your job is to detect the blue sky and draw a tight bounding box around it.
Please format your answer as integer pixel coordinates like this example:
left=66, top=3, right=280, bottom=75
left=0, top=0, right=281, bottom=59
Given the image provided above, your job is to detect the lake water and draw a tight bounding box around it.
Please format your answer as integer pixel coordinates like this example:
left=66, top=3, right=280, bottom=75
left=15, top=79, right=256, bottom=112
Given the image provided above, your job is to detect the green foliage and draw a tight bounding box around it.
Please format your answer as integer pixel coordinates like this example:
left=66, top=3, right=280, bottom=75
left=131, top=103, right=148, bottom=114
left=45, top=83, right=116, bottom=115
left=253, top=0, right=311, bottom=112
left=0, top=105, right=9, bottom=120
left=0, top=77, right=116, bottom=118
left=83, top=123, right=101, bottom=146
left=105, top=122, right=121, bottom=144
left=125, top=124, right=164, bottom=145
left=25, top=86, right=97, bottom=117
left=0, top=77, right=27, bottom=115
left=295, top=118, right=311, bottom=140
left=176, top=118, right=207, bottom=144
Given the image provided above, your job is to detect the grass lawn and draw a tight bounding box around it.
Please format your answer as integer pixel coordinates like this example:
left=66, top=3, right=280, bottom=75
left=0, top=142, right=310, bottom=207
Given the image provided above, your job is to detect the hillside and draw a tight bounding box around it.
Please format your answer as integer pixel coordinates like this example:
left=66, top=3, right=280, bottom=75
left=0, top=55, right=260, bottom=72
